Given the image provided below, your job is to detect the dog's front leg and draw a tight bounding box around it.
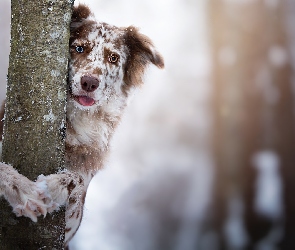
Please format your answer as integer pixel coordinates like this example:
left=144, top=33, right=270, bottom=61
left=0, top=163, right=56, bottom=222
left=37, top=171, right=89, bottom=245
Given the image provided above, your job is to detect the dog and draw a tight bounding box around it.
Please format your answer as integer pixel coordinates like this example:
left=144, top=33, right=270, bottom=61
left=0, top=4, right=164, bottom=247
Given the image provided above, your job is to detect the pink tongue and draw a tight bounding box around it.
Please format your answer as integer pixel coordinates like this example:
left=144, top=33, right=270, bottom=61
left=78, top=96, right=95, bottom=106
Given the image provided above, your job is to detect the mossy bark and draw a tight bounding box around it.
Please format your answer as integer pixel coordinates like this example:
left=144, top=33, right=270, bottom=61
left=0, top=0, right=74, bottom=248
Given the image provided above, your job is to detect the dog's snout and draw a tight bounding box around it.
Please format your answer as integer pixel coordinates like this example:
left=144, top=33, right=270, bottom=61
left=81, top=76, right=99, bottom=92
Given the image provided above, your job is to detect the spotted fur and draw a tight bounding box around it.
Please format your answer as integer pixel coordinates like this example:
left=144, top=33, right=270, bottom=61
left=0, top=4, right=164, bottom=248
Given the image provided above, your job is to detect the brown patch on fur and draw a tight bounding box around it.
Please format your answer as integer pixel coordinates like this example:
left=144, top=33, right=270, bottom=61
left=69, top=211, right=75, bottom=219
left=76, top=210, right=80, bottom=219
left=69, top=196, right=77, bottom=206
left=71, top=43, right=93, bottom=69
left=81, top=191, right=86, bottom=206
left=65, top=143, right=105, bottom=172
left=91, top=67, right=103, bottom=77
left=70, top=10, right=95, bottom=69
left=70, top=21, right=96, bottom=45
left=0, top=100, right=4, bottom=141
left=71, top=4, right=91, bottom=23
left=70, top=41, right=92, bottom=54
left=12, top=185, right=19, bottom=193
left=67, top=180, right=76, bottom=194
left=70, top=5, right=96, bottom=46
left=122, top=26, right=164, bottom=93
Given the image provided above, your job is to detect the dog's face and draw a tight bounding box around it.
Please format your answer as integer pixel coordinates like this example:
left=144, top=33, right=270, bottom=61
left=68, top=5, right=164, bottom=113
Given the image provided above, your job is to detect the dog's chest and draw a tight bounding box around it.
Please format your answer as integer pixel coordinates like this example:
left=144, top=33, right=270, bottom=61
left=66, top=112, right=111, bottom=150
left=65, top=143, right=105, bottom=172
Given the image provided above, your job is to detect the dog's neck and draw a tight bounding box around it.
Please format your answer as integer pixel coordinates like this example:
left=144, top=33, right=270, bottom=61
left=65, top=103, right=123, bottom=151
left=64, top=101, right=125, bottom=172
left=66, top=110, right=120, bottom=152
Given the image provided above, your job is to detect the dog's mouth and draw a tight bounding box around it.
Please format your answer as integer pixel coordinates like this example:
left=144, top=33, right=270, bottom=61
left=73, top=95, right=95, bottom=106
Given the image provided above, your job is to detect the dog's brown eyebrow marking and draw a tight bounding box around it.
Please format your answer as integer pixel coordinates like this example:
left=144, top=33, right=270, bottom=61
left=92, top=67, right=103, bottom=76
left=70, top=21, right=96, bottom=45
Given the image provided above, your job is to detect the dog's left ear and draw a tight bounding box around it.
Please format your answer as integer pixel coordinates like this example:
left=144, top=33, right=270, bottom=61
left=71, top=4, right=92, bottom=29
left=70, top=4, right=94, bottom=44
left=123, top=26, right=164, bottom=91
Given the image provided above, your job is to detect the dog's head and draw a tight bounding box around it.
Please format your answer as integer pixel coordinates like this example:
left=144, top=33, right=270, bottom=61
left=68, top=4, right=164, bottom=112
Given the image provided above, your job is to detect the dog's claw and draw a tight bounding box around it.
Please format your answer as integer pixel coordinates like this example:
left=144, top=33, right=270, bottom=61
left=13, top=199, right=44, bottom=222
left=9, top=176, right=59, bottom=222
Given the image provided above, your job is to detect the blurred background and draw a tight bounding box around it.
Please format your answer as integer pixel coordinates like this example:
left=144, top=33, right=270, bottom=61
left=1, top=0, right=295, bottom=249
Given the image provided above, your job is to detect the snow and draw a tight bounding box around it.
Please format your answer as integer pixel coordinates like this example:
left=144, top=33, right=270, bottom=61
left=64, top=12, right=71, bottom=23
left=224, top=196, right=248, bottom=249
left=252, top=150, right=284, bottom=250
left=43, top=109, right=56, bottom=123
left=50, top=31, right=61, bottom=39
left=252, top=150, right=283, bottom=220
left=0, top=0, right=10, bottom=103
left=51, top=69, right=60, bottom=77
left=268, top=46, right=288, bottom=68
left=15, top=116, right=22, bottom=122
left=40, top=50, right=52, bottom=58
left=58, top=89, right=66, bottom=101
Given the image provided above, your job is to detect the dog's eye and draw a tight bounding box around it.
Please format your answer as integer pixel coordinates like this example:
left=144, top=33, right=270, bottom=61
left=108, top=53, right=119, bottom=63
left=76, top=46, right=84, bottom=53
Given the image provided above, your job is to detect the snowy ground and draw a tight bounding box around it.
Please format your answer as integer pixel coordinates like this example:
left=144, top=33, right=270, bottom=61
left=0, top=0, right=213, bottom=249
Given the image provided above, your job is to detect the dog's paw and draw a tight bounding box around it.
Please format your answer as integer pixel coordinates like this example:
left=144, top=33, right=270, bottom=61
left=0, top=163, right=58, bottom=222
left=13, top=198, right=48, bottom=222
left=7, top=175, right=58, bottom=222
left=36, top=174, right=59, bottom=213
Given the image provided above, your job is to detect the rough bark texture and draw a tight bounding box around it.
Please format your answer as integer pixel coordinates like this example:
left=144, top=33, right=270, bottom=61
left=209, top=0, right=295, bottom=249
left=0, top=0, right=73, bottom=248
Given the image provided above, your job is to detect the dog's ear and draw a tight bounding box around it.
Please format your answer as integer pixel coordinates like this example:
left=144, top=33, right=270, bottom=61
left=71, top=4, right=91, bottom=24
left=70, top=4, right=93, bottom=35
left=123, top=26, right=164, bottom=91
left=70, top=4, right=94, bottom=43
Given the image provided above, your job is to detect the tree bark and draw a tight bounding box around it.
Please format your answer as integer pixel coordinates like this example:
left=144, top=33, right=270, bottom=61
left=0, top=0, right=73, bottom=248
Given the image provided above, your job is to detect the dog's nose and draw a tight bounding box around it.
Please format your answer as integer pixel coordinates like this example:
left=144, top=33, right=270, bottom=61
left=81, top=76, right=99, bottom=92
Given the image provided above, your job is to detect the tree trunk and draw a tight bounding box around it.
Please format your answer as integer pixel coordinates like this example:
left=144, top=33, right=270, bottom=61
left=0, top=0, right=73, bottom=248
left=209, top=0, right=295, bottom=249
